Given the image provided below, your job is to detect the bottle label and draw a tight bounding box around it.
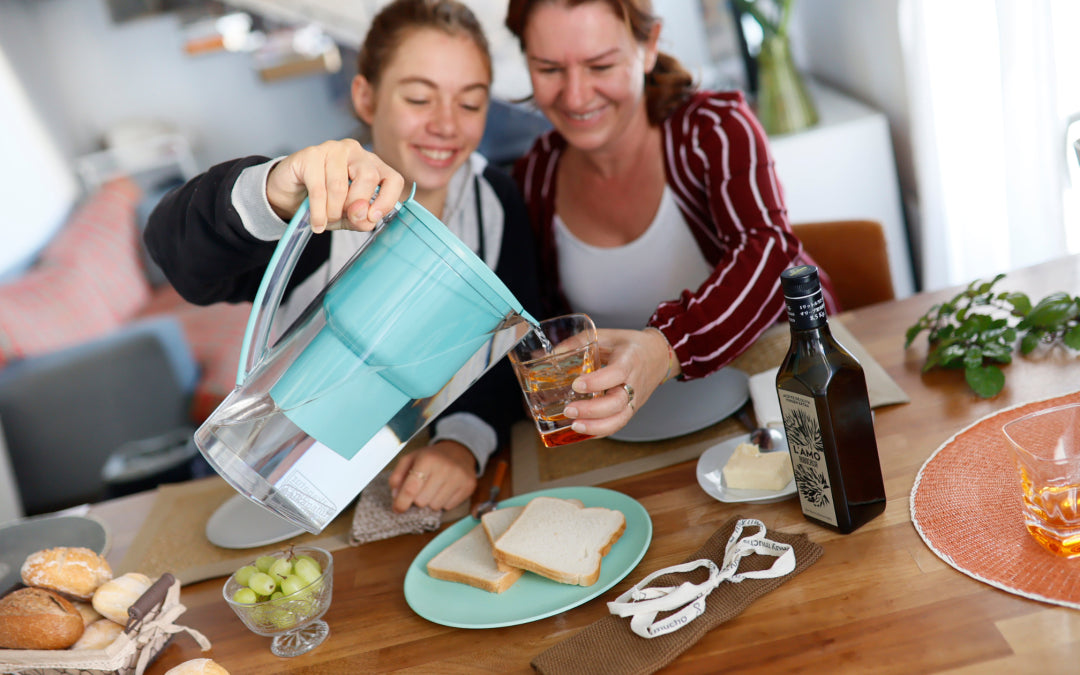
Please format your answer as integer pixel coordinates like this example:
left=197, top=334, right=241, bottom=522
left=777, top=389, right=838, bottom=527
left=784, top=290, right=827, bottom=330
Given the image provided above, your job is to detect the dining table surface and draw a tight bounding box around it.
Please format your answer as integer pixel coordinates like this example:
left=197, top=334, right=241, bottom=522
left=88, top=253, right=1080, bottom=675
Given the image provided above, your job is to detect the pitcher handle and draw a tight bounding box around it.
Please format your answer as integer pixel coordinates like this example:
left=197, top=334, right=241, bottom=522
left=235, top=195, right=406, bottom=383
left=236, top=199, right=315, bottom=384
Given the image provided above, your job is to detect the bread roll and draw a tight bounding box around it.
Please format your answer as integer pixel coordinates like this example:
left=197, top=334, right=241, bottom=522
left=71, top=600, right=103, bottom=627
left=0, top=587, right=85, bottom=649
left=21, top=546, right=113, bottom=601
left=163, top=657, right=231, bottom=674
left=91, top=572, right=153, bottom=624
left=69, top=617, right=124, bottom=650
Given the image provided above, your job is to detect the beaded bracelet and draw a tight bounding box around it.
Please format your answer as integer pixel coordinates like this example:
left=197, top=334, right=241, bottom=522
left=644, top=326, right=678, bottom=382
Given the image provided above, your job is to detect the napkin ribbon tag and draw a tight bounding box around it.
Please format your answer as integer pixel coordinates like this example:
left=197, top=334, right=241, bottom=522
left=607, top=518, right=796, bottom=638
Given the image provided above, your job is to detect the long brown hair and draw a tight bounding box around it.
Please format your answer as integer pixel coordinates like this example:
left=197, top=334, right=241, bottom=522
left=505, top=0, right=696, bottom=125
left=358, top=0, right=492, bottom=87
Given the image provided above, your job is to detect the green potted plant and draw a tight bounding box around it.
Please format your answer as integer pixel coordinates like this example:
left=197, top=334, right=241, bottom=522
left=905, top=274, right=1080, bottom=397
left=735, top=0, right=819, bottom=135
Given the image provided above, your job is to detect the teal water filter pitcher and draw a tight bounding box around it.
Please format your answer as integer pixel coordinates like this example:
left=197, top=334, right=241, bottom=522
left=194, top=190, right=535, bottom=533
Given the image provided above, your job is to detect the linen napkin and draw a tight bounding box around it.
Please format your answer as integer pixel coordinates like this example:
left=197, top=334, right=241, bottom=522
left=748, top=367, right=783, bottom=428
left=746, top=319, right=911, bottom=422
left=531, top=516, right=823, bottom=675
left=349, top=469, right=443, bottom=545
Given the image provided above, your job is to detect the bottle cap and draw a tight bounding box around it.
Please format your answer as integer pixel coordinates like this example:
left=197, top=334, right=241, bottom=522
left=780, top=265, right=820, bottom=298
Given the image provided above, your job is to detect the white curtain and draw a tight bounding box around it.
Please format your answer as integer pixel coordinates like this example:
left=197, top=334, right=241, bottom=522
left=899, top=0, right=1080, bottom=291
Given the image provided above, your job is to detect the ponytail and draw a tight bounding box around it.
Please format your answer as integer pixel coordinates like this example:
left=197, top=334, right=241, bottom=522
left=645, top=51, right=696, bottom=125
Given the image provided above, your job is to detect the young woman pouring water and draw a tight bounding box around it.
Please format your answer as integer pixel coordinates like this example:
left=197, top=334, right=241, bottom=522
left=145, top=0, right=541, bottom=514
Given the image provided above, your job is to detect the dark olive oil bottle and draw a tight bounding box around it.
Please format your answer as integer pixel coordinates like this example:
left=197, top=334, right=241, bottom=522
left=776, top=265, right=886, bottom=534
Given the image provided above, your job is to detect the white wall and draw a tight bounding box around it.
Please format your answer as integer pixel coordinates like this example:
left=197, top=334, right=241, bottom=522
left=0, top=0, right=718, bottom=278
left=0, top=417, right=24, bottom=524
left=0, top=6, right=79, bottom=279
left=3, top=0, right=358, bottom=173
left=791, top=0, right=918, bottom=279
left=0, top=0, right=364, bottom=278
left=4, top=0, right=715, bottom=170
left=2, top=0, right=914, bottom=281
left=652, top=0, right=713, bottom=86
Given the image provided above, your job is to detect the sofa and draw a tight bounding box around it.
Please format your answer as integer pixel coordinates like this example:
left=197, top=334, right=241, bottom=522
left=0, top=176, right=250, bottom=515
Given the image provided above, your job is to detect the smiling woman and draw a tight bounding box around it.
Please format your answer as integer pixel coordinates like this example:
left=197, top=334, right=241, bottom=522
left=143, top=0, right=542, bottom=516
left=503, top=0, right=838, bottom=441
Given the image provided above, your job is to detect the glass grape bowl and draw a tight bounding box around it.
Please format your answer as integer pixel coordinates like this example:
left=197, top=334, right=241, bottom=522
left=222, top=546, right=334, bottom=657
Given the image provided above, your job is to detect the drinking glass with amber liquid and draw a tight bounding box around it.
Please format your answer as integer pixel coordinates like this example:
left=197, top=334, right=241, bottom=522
left=510, top=313, right=599, bottom=447
left=775, top=266, right=887, bottom=534
left=1002, top=403, right=1080, bottom=558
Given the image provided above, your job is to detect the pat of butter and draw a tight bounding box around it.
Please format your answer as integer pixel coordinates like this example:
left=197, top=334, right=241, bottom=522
left=722, top=442, right=794, bottom=491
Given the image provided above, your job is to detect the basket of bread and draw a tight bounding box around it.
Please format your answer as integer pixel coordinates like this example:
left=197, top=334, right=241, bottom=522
left=0, top=546, right=210, bottom=675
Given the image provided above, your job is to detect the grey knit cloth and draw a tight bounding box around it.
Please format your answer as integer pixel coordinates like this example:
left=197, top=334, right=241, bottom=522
left=349, top=470, right=443, bottom=545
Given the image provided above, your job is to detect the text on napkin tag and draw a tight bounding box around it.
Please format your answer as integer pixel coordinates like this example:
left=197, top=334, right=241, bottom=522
left=607, top=519, right=796, bottom=638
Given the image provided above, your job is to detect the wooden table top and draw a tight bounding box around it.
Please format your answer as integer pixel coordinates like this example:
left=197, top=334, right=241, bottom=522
left=92, top=254, right=1080, bottom=675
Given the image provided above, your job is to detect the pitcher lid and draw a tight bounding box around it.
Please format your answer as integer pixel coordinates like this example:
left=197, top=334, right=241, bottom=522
left=395, top=190, right=526, bottom=317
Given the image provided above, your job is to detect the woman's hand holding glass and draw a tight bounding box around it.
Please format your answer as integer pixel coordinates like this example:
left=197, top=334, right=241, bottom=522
left=563, top=327, right=680, bottom=437
left=266, top=139, right=406, bottom=234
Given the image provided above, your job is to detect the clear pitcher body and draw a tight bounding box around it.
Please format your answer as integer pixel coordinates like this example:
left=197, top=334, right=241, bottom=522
left=195, top=193, right=534, bottom=534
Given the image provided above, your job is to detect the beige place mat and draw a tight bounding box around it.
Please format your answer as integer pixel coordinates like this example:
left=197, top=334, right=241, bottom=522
left=118, top=476, right=354, bottom=585
left=831, top=320, right=910, bottom=408
left=512, top=321, right=908, bottom=494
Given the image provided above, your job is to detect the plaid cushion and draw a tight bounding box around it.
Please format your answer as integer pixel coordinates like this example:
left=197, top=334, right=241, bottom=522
left=0, top=177, right=151, bottom=366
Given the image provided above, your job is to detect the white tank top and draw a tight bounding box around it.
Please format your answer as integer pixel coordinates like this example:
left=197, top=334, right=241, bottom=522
left=554, top=186, right=712, bottom=329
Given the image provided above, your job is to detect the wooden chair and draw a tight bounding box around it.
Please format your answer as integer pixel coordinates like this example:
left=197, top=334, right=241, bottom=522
left=791, top=219, right=896, bottom=311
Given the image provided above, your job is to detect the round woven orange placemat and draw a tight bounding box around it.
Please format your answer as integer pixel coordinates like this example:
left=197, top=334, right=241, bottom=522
left=911, top=390, right=1080, bottom=608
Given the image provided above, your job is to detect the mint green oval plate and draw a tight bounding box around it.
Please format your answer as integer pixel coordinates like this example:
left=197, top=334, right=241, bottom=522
left=404, top=486, right=652, bottom=629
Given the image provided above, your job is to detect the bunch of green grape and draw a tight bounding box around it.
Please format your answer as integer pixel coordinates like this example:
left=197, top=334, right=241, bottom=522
left=231, top=551, right=323, bottom=605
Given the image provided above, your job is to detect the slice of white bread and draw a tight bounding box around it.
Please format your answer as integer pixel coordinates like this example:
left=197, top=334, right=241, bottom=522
left=481, top=499, right=584, bottom=572
left=492, top=496, right=626, bottom=586
left=425, top=523, right=523, bottom=593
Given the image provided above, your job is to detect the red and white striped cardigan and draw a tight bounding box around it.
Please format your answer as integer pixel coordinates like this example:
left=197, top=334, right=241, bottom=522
left=513, top=90, right=839, bottom=380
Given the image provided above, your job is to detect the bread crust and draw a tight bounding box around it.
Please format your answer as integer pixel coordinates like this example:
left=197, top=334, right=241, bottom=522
left=92, top=572, right=153, bottom=624
left=480, top=507, right=525, bottom=573
left=163, top=658, right=231, bottom=675
left=492, top=497, right=626, bottom=586
left=70, top=599, right=103, bottom=627
left=481, top=499, right=584, bottom=574
left=0, top=587, right=85, bottom=649
left=494, top=520, right=626, bottom=585
left=426, top=525, right=523, bottom=593
left=70, top=617, right=124, bottom=650
left=426, top=565, right=521, bottom=594
left=20, top=546, right=113, bottom=601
